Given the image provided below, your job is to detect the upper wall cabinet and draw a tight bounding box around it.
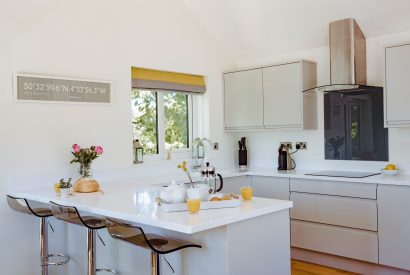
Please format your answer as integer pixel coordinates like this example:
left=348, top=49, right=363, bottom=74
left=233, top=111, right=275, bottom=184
left=223, top=60, right=317, bottom=131
left=263, top=61, right=317, bottom=129
left=224, top=68, right=264, bottom=130
left=385, top=43, right=410, bottom=127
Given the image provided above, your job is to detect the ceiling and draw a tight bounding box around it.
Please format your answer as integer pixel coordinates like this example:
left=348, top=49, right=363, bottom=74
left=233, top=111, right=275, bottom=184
left=180, top=0, right=410, bottom=61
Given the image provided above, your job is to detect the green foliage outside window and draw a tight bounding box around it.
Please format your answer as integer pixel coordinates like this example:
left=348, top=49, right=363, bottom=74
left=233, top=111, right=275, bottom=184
left=164, top=93, right=189, bottom=149
left=131, top=89, right=158, bottom=154
left=131, top=89, right=189, bottom=155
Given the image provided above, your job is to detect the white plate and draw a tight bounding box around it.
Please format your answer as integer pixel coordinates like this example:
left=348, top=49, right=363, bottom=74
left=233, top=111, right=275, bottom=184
left=380, top=169, right=400, bottom=176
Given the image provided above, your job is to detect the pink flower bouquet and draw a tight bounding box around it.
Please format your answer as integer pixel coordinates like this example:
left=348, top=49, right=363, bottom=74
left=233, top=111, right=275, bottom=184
left=70, top=144, right=104, bottom=178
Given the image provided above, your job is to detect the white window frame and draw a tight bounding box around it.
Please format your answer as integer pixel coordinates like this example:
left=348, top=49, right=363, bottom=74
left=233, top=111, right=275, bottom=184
left=132, top=89, right=203, bottom=162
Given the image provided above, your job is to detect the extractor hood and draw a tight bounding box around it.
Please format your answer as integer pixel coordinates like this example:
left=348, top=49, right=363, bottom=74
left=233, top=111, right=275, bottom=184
left=304, top=18, right=381, bottom=93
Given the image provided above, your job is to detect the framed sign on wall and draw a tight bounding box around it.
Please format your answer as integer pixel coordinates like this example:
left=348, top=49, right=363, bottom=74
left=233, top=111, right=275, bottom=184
left=14, top=73, right=112, bottom=104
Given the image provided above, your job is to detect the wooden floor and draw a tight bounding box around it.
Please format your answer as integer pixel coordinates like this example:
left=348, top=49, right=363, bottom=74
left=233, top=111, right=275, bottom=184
left=292, top=260, right=359, bottom=275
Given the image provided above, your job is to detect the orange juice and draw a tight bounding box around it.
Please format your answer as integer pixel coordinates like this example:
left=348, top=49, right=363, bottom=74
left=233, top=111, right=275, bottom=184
left=240, top=186, right=253, bottom=201
left=187, top=199, right=201, bottom=214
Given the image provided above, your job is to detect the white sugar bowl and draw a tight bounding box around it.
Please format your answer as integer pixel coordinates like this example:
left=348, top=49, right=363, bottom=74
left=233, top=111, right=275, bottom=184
left=159, top=181, right=187, bottom=204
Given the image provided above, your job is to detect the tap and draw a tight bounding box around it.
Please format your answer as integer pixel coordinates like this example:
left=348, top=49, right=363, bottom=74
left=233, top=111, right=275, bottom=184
left=192, top=138, right=213, bottom=169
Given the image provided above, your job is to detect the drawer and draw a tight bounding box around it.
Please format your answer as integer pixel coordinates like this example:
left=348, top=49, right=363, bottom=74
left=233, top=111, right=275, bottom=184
left=291, top=220, right=378, bottom=263
left=251, top=176, right=289, bottom=200
left=290, top=178, right=376, bottom=199
left=290, top=192, right=377, bottom=231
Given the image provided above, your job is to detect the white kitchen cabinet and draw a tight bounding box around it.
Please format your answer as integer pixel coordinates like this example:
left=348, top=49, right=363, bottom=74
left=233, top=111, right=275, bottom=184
left=289, top=178, right=379, bottom=264
left=378, top=185, right=410, bottom=270
left=290, top=178, right=377, bottom=199
left=385, top=43, right=410, bottom=127
left=263, top=61, right=317, bottom=129
left=222, top=176, right=251, bottom=194
left=251, top=176, right=289, bottom=200
left=223, top=69, right=264, bottom=130
left=290, top=192, right=377, bottom=231
left=291, top=220, right=379, bottom=264
left=223, top=60, right=317, bottom=131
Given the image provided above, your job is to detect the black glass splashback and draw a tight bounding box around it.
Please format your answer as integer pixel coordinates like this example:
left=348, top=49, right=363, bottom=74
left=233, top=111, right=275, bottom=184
left=324, top=87, right=388, bottom=161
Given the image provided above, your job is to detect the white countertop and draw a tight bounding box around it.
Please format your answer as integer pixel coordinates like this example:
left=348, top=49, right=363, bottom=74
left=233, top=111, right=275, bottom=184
left=219, top=167, right=410, bottom=186
left=11, top=179, right=292, bottom=234
left=9, top=165, right=409, bottom=235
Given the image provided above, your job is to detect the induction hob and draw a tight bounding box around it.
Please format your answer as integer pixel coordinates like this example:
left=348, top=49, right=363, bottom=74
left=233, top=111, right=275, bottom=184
left=305, top=170, right=380, bottom=178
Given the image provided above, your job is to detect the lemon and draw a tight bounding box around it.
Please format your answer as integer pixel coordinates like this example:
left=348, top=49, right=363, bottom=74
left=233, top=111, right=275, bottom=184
left=53, top=183, right=61, bottom=193
left=385, top=164, right=397, bottom=170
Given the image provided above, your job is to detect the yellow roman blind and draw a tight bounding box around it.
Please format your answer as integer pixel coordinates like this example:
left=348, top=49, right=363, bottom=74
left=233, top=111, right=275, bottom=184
left=131, top=67, right=206, bottom=93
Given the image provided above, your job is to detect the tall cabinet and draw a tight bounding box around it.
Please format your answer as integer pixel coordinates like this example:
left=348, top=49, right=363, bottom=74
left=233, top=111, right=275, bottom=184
left=378, top=185, right=410, bottom=270
left=224, top=60, right=317, bottom=131
left=385, top=43, right=410, bottom=127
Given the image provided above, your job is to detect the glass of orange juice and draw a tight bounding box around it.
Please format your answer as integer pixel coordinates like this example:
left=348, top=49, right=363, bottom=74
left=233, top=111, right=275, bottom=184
left=240, top=186, right=253, bottom=201
left=187, top=199, right=201, bottom=214
left=186, top=187, right=202, bottom=214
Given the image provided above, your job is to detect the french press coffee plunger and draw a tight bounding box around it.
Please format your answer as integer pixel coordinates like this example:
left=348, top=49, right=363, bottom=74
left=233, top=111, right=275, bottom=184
left=200, top=162, right=224, bottom=194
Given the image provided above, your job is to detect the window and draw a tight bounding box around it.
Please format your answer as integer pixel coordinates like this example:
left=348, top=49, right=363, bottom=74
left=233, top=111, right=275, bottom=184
left=131, top=90, right=158, bottom=154
left=132, top=89, right=199, bottom=157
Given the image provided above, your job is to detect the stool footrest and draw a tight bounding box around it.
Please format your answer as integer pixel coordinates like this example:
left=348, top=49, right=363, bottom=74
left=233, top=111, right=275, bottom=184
left=42, top=254, right=70, bottom=266
left=96, top=268, right=120, bottom=274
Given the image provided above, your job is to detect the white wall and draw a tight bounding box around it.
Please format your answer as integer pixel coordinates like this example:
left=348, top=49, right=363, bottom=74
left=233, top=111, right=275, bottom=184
left=0, top=0, right=236, bottom=274
left=233, top=31, right=410, bottom=173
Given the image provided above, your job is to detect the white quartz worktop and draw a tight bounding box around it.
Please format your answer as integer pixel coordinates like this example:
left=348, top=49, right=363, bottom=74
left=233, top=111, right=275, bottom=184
left=11, top=180, right=292, bottom=234
left=9, top=165, right=409, bottom=235
left=219, top=167, right=410, bottom=186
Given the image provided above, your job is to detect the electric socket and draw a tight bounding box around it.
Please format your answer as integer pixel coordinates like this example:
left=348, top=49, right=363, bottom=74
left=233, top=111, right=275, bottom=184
left=296, top=142, right=307, bottom=150
left=280, top=142, right=292, bottom=150
left=213, top=142, right=219, bottom=150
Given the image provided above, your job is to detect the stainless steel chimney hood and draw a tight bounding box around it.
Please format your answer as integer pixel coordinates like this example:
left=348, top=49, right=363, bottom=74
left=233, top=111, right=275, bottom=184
left=304, top=18, right=381, bottom=93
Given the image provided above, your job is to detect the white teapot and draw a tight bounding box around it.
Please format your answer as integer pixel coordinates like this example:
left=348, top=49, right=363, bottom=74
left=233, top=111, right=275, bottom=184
left=159, top=181, right=187, bottom=204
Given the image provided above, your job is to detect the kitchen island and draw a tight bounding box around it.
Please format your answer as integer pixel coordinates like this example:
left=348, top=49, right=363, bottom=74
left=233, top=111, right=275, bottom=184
left=11, top=179, right=293, bottom=275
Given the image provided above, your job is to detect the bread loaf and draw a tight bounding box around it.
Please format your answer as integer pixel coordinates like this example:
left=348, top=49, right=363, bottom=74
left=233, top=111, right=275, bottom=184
left=74, top=178, right=100, bottom=193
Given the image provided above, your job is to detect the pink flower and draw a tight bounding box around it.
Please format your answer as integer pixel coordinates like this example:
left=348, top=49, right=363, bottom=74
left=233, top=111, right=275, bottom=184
left=72, top=144, right=81, bottom=153
left=95, top=146, right=104, bottom=155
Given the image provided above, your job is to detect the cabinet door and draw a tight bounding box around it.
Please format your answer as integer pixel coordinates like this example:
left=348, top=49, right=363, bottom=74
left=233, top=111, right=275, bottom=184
left=222, top=176, right=251, bottom=194
left=251, top=176, right=289, bottom=200
left=378, top=185, right=410, bottom=270
left=291, top=220, right=378, bottom=263
left=224, top=69, right=264, bottom=129
left=290, top=192, right=377, bottom=231
left=385, top=44, right=410, bottom=126
left=290, top=178, right=377, bottom=199
left=263, top=63, right=302, bottom=128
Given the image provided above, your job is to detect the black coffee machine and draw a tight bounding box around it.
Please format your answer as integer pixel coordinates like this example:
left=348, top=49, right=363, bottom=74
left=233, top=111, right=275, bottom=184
left=278, top=144, right=294, bottom=170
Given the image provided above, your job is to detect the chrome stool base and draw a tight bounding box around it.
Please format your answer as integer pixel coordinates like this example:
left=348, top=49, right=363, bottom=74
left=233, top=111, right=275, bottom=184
left=106, top=219, right=201, bottom=275
left=96, top=268, right=120, bottom=274
left=49, top=202, right=119, bottom=275
left=151, top=252, right=160, bottom=275
left=6, top=196, right=71, bottom=275
left=43, top=254, right=71, bottom=266
left=88, top=228, right=120, bottom=275
left=40, top=216, right=71, bottom=275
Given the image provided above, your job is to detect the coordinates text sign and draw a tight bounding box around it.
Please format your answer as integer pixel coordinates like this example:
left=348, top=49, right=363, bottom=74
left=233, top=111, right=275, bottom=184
left=15, top=74, right=111, bottom=103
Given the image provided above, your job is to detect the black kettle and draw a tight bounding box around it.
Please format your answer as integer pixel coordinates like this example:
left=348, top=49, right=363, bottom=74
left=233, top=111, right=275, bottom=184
left=278, top=145, right=294, bottom=170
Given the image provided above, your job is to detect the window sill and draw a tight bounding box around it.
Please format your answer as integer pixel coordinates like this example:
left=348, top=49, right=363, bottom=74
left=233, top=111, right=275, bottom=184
left=134, top=151, right=192, bottom=165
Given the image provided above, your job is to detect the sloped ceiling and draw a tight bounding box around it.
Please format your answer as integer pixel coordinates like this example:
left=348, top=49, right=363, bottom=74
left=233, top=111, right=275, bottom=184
left=181, top=0, right=410, bottom=61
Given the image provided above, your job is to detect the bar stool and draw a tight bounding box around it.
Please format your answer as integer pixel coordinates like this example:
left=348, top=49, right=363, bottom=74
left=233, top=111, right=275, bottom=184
left=6, top=195, right=71, bottom=275
left=106, top=218, right=201, bottom=275
left=49, top=201, right=119, bottom=275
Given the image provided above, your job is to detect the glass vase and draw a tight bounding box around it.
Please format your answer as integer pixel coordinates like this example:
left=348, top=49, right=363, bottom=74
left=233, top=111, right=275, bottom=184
left=78, top=162, right=92, bottom=178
